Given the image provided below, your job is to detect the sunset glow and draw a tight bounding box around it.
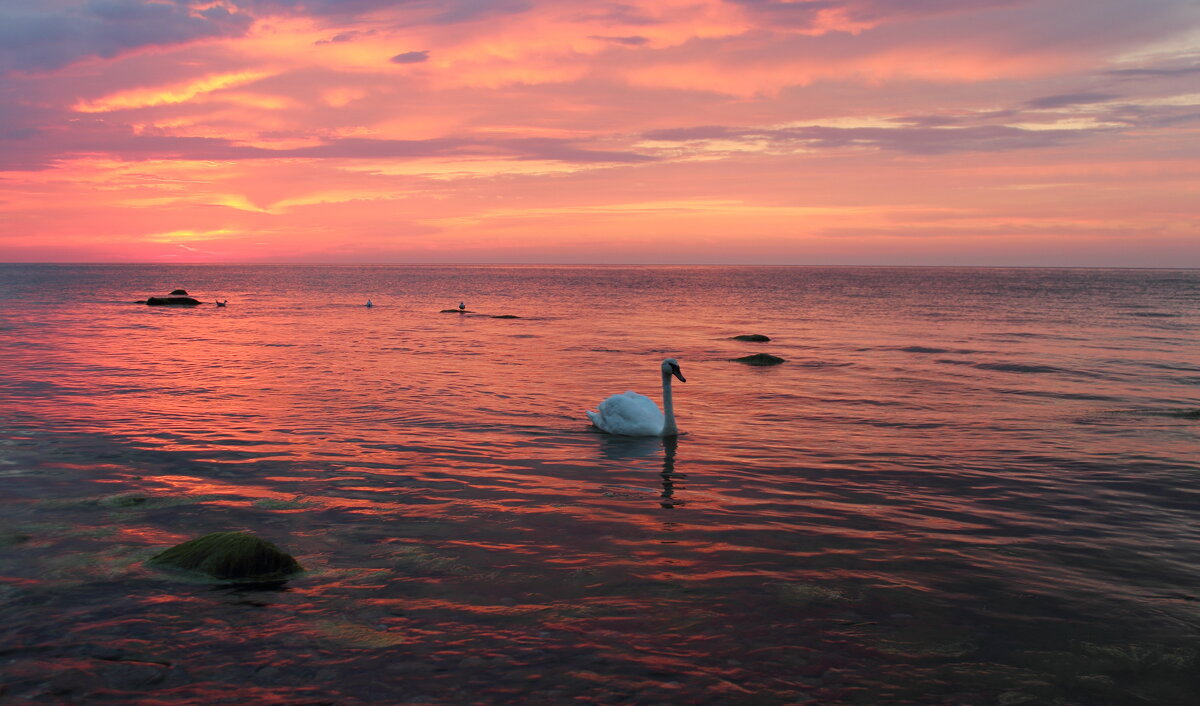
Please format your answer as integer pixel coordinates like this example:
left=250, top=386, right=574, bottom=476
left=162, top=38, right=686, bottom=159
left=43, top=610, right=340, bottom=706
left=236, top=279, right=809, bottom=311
left=2, top=0, right=1198, bottom=265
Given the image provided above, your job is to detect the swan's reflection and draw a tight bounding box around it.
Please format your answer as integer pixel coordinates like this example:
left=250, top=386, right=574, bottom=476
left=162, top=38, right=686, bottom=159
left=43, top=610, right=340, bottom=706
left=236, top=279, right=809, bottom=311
left=660, top=435, right=680, bottom=509
left=597, top=434, right=662, bottom=461
left=596, top=435, right=685, bottom=509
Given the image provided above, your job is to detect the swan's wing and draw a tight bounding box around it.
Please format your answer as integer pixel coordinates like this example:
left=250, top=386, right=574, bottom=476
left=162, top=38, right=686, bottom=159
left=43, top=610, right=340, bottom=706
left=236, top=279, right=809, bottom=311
left=589, top=391, right=664, bottom=436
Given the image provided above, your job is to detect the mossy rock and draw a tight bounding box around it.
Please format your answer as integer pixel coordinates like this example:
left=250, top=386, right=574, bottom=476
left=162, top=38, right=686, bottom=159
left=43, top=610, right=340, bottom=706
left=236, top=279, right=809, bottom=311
left=732, top=353, right=785, bottom=366
left=148, top=531, right=302, bottom=582
left=732, top=334, right=771, bottom=342
left=491, top=314, right=521, bottom=319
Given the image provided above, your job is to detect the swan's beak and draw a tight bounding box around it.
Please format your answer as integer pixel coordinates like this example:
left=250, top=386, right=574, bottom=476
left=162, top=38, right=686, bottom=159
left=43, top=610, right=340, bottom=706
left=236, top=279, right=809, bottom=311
left=670, top=365, right=686, bottom=382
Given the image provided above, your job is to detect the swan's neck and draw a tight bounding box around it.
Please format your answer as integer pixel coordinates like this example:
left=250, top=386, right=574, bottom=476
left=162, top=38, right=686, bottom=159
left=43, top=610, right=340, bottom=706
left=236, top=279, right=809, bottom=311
left=661, top=371, right=678, bottom=436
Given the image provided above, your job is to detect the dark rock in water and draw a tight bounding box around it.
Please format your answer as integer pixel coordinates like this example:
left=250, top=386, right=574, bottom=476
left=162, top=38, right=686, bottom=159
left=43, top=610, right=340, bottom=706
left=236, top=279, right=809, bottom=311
left=169, top=289, right=189, bottom=295
left=732, top=353, right=786, bottom=366
left=440, top=309, right=473, bottom=313
left=1169, top=409, right=1200, bottom=419
left=732, top=334, right=771, bottom=342
left=146, top=295, right=201, bottom=306
left=148, top=531, right=302, bottom=582
left=492, top=314, right=521, bottom=319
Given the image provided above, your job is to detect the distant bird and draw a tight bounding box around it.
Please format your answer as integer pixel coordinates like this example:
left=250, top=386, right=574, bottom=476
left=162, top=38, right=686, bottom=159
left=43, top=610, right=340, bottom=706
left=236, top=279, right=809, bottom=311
left=366, top=299, right=374, bottom=308
left=458, top=301, right=466, bottom=311
left=215, top=300, right=227, bottom=307
left=587, top=358, right=686, bottom=437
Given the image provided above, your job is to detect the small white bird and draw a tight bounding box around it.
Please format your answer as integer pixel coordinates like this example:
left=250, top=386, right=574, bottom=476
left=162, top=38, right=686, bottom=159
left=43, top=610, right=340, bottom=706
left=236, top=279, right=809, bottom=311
left=215, top=300, right=227, bottom=307
left=458, top=301, right=466, bottom=311
left=366, top=299, right=374, bottom=308
left=587, top=358, right=686, bottom=437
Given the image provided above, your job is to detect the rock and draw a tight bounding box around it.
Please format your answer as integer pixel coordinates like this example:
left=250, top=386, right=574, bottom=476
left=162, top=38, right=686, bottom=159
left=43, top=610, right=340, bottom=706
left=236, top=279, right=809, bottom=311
left=46, top=668, right=95, bottom=697
left=388, top=661, right=435, bottom=676
left=491, top=315, right=521, bottom=319
left=458, top=656, right=486, bottom=670
left=732, top=334, right=770, bottom=342
left=103, top=662, right=167, bottom=689
left=0, top=529, right=31, bottom=547
left=441, top=309, right=473, bottom=313
left=732, top=353, right=785, bottom=365
left=100, top=493, right=148, bottom=508
left=148, top=531, right=302, bottom=582
left=146, top=291, right=201, bottom=306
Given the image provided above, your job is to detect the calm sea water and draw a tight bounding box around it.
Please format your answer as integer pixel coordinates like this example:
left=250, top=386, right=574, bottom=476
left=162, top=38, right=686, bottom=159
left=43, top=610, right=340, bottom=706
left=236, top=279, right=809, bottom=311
left=0, top=264, right=1197, bottom=705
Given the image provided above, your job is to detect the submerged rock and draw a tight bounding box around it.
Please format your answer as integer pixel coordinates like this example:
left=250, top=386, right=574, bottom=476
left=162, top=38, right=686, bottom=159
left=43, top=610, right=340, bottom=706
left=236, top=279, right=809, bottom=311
left=491, top=314, right=521, bottom=319
left=440, top=309, right=473, bottom=313
left=732, top=334, right=771, bottom=342
left=99, top=493, right=148, bottom=509
left=732, top=353, right=786, bottom=366
left=148, top=531, right=302, bottom=582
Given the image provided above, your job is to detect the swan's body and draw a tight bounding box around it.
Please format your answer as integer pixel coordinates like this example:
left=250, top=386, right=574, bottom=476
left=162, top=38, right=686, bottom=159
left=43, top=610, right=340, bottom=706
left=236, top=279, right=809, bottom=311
left=587, top=358, right=685, bottom=437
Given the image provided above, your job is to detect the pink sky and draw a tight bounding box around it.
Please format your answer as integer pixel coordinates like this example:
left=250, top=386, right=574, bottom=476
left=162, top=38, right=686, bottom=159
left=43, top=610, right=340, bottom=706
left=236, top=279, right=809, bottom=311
left=1, top=0, right=1198, bottom=265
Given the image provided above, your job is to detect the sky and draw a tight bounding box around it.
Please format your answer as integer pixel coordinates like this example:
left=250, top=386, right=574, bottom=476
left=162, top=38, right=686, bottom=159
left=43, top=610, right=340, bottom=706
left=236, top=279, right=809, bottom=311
left=0, top=0, right=1198, bottom=265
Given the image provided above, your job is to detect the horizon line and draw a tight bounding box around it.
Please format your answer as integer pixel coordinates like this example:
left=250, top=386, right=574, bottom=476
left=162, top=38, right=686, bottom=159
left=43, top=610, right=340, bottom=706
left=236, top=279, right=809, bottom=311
left=2, top=261, right=1199, bottom=271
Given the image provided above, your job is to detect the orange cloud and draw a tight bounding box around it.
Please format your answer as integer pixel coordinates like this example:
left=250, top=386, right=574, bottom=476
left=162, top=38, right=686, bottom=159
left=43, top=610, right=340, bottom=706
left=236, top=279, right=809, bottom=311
left=73, top=70, right=272, bottom=112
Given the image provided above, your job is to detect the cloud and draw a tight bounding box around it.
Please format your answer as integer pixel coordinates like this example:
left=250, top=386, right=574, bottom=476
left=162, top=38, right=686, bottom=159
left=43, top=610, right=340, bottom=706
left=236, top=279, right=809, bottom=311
left=73, top=70, right=271, bottom=112
left=390, top=50, right=430, bottom=64
left=315, top=31, right=367, bottom=45
left=644, top=123, right=1090, bottom=155
left=0, top=120, right=655, bottom=170
left=0, top=0, right=252, bottom=74
left=726, top=0, right=1029, bottom=32
left=1026, top=92, right=1118, bottom=109
left=231, top=0, right=530, bottom=23
left=1108, top=63, right=1200, bottom=79
left=589, top=35, right=649, bottom=46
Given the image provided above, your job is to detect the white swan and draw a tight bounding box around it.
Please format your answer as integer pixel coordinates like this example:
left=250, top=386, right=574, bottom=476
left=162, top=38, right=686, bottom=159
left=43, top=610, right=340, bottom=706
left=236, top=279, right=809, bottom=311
left=587, top=358, right=686, bottom=437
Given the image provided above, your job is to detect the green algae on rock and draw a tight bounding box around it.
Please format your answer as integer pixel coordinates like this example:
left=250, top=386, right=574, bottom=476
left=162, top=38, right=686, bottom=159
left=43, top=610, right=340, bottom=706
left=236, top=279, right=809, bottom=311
left=732, top=353, right=785, bottom=365
left=148, top=531, right=302, bottom=582
left=732, top=334, right=771, bottom=342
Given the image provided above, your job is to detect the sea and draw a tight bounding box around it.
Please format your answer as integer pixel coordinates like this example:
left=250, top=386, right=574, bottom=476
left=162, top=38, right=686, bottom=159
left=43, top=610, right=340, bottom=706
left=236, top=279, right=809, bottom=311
left=0, top=264, right=1197, bottom=705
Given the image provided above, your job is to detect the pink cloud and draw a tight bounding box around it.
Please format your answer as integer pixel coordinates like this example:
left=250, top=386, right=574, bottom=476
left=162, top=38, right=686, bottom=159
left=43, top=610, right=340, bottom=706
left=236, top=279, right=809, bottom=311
left=1, top=0, right=1198, bottom=265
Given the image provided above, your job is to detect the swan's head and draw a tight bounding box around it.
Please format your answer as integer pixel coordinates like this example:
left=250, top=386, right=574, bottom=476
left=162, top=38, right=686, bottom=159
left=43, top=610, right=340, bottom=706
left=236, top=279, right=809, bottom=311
left=662, top=358, right=686, bottom=382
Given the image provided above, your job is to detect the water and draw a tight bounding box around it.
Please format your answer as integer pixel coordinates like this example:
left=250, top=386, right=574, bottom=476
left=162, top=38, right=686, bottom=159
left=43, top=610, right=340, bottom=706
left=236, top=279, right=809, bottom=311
left=0, top=264, right=1197, bottom=704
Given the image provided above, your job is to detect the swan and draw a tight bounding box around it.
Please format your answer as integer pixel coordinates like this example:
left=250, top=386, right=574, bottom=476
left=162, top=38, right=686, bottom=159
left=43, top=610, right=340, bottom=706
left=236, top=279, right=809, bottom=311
left=587, top=358, right=686, bottom=437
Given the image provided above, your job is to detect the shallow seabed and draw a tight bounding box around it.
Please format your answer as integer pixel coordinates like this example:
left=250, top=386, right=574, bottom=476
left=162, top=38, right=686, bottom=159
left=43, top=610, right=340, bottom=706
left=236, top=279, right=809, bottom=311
left=1, top=265, right=1198, bottom=704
